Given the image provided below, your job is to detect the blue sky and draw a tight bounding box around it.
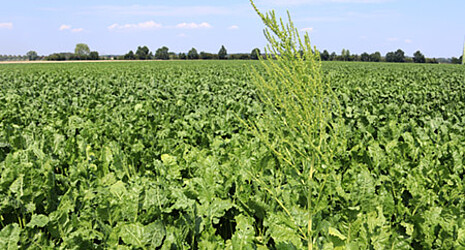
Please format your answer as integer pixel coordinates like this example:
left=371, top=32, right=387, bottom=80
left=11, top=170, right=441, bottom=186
left=0, top=0, right=464, bottom=58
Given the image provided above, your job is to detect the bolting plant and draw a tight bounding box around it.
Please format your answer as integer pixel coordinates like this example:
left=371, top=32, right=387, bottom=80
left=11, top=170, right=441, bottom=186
left=247, top=1, right=345, bottom=249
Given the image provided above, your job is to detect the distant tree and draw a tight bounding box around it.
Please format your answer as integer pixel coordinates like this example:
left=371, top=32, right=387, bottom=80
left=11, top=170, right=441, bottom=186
left=218, top=45, right=227, bottom=60
left=155, top=46, right=170, bottom=60
left=187, top=48, right=199, bottom=60
left=344, top=49, right=351, bottom=61
left=426, top=58, right=438, bottom=64
left=394, top=49, right=405, bottom=62
left=46, top=53, right=74, bottom=61
left=229, top=54, right=250, bottom=60
left=360, top=53, right=370, bottom=62
left=413, top=50, right=426, bottom=63
left=369, top=52, right=381, bottom=62
left=320, top=50, right=329, bottom=61
left=26, top=51, right=38, bottom=61
left=46, top=53, right=63, bottom=61
left=89, top=51, right=99, bottom=60
left=329, top=52, right=337, bottom=61
left=460, top=55, right=464, bottom=65
left=71, top=53, right=85, bottom=60
left=451, top=57, right=461, bottom=64
left=251, top=48, right=261, bottom=60
left=239, top=54, right=250, bottom=60
left=169, top=52, right=178, bottom=60
left=200, top=52, right=217, bottom=60
left=463, top=40, right=465, bottom=64
left=405, top=57, right=414, bottom=63
left=200, top=52, right=207, bottom=60
left=179, top=53, right=187, bottom=60
left=124, top=50, right=135, bottom=60
left=385, top=50, right=405, bottom=63
left=75, top=43, right=90, bottom=56
left=385, top=52, right=396, bottom=62
left=135, top=46, right=150, bottom=60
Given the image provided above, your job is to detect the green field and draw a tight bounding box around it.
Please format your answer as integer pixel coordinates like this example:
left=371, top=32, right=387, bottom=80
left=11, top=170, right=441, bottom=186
left=1, top=61, right=465, bottom=249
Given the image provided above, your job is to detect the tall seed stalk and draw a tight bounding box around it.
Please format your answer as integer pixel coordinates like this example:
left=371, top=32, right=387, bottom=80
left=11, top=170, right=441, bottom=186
left=248, top=1, right=343, bottom=249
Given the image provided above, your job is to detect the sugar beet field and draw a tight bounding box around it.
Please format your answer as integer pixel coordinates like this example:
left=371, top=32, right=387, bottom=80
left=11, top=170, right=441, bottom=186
left=1, top=61, right=465, bottom=249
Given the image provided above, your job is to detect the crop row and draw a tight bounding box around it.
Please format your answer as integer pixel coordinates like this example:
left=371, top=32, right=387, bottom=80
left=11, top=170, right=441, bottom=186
left=0, top=61, right=464, bottom=248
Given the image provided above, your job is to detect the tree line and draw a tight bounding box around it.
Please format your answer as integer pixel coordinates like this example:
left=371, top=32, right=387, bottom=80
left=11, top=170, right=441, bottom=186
left=2, top=43, right=463, bottom=64
left=117, top=45, right=262, bottom=61
left=319, top=49, right=463, bottom=64
left=45, top=44, right=100, bottom=61
left=0, top=51, right=45, bottom=61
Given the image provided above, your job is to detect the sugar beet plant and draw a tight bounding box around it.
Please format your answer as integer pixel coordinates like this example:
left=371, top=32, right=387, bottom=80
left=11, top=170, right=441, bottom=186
left=1, top=53, right=465, bottom=249
left=247, top=1, right=344, bottom=249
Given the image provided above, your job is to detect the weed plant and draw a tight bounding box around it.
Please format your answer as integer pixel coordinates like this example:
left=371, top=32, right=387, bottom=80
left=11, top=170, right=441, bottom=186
left=248, top=1, right=344, bottom=249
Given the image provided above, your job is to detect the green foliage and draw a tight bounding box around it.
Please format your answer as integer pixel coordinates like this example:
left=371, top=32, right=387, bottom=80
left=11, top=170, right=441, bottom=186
left=451, top=56, right=462, bottom=64
left=386, top=49, right=406, bottom=63
left=342, top=49, right=350, bottom=61
left=0, top=61, right=262, bottom=248
left=46, top=52, right=99, bottom=61
left=320, top=50, right=330, bottom=61
left=248, top=1, right=343, bottom=248
left=0, top=224, right=20, bottom=249
left=413, top=50, right=426, bottom=63
left=26, top=51, right=38, bottom=61
left=88, top=51, right=99, bottom=60
left=155, top=46, right=170, bottom=60
left=74, top=43, right=90, bottom=56
left=370, top=51, right=382, bottom=62
left=200, top=51, right=217, bottom=60
left=229, top=53, right=250, bottom=60
left=179, top=52, right=187, bottom=60
left=360, top=52, right=370, bottom=62
left=218, top=45, right=228, bottom=60
left=124, top=50, right=135, bottom=60
left=188, top=48, right=199, bottom=60
left=0, top=58, right=465, bottom=248
left=250, top=48, right=261, bottom=60
left=135, top=46, right=151, bottom=60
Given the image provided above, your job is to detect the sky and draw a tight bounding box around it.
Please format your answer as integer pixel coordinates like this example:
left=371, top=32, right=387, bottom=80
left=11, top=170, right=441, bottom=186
left=0, top=0, right=464, bottom=58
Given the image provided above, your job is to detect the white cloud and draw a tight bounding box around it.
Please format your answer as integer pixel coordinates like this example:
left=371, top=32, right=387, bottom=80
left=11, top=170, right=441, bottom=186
left=107, top=21, right=212, bottom=31
left=60, top=24, right=84, bottom=32
left=86, top=5, right=236, bottom=17
left=228, top=25, right=239, bottom=30
left=404, top=39, right=412, bottom=44
left=0, top=22, right=13, bottom=29
left=59, top=24, right=71, bottom=31
left=176, top=22, right=212, bottom=29
left=387, top=37, right=399, bottom=42
left=301, top=27, right=314, bottom=32
left=178, top=33, right=187, bottom=38
left=108, top=21, right=163, bottom=31
left=108, top=24, right=118, bottom=30
left=71, top=28, right=84, bottom=33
